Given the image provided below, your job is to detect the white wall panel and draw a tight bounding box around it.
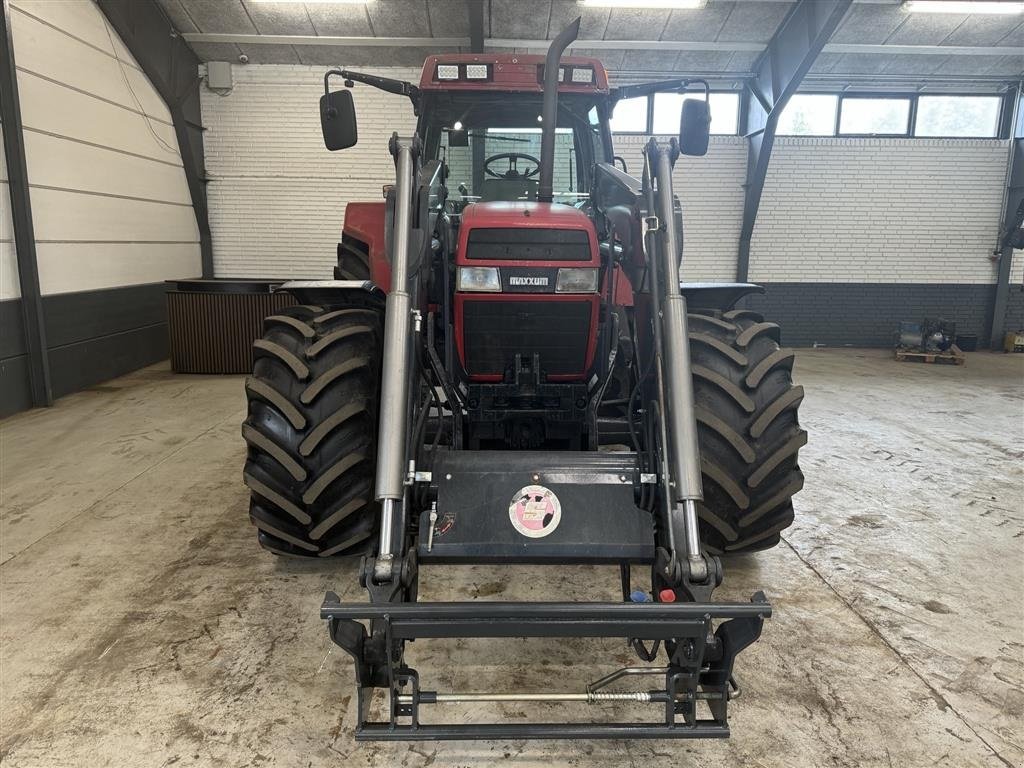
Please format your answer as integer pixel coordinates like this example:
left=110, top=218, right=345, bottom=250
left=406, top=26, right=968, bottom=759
left=750, top=137, right=1010, bottom=284
left=0, top=241, right=17, bottom=301
left=19, top=75, right=179, bottom=163
left=8, top=0, right=200, bottom=295
left=30, top=187, right=198, bottom=243
left=10, top=0, right=117, bottom=53
left=9, top=7, right=169, bottom=122
left=0, top=121, right=18, bottom=301
left=23, top=130, right=191, bottom=205
left=36, top=242, right=200, bottom=294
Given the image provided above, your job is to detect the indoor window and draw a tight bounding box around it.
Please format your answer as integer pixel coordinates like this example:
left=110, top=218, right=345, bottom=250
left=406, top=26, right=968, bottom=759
left=839, top=97, right=911, bottom=136
left=915, top=95, right=1001, bottom=138
left=652, top=92, right=740, bottom=136
left=776, top=94, right=839, bottom=136
left=609, top=96, right=648, bottom=133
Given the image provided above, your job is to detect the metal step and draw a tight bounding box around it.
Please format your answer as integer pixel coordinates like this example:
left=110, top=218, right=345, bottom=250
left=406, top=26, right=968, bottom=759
left=418, top=449, right=654, bottom=564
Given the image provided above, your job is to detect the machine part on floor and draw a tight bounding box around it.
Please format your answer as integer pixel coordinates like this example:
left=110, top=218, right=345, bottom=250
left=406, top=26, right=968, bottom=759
left=896, top=318, right=956, bottom=353
left=1004, top=331, right=1024, bottom=352
left=242, top=17, right=807, bottom=741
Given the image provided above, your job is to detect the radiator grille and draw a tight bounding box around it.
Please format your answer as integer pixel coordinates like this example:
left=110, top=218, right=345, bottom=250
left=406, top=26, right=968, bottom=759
left=466, top=228, right=590, bottom=261
left=462, top=299, right=592, bottom=377
left=167, top=288, right=296, bottom=374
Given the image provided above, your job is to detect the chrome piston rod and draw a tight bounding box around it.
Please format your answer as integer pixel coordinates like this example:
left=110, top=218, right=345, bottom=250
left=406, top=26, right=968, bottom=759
left=374, top=138, right=416, bottom=575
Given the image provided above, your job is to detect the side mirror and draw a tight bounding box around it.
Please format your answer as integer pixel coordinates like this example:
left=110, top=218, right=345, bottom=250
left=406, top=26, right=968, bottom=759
left=320, top=89, right=357, bottom=150
left=679, top=98, right=711, bottom=157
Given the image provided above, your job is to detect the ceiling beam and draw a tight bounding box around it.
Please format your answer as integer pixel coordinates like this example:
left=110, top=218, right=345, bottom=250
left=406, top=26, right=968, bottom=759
left=178, top=33, right=1022, bottom=60
left=468, top=0, right=485, bottom=54
left=181, top=33, right=469, bottom=47
left=736, top=0, right=854, bottom=283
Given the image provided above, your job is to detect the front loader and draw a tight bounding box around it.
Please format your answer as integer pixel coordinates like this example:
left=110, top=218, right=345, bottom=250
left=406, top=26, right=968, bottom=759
left=242, top=18, right=806, bottom=741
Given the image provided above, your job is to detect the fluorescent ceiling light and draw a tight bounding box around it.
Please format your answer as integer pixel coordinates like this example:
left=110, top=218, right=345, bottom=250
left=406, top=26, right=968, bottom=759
left=250, top=1, right=374, bottom=4
left=903, top=1, right=1023, bottom=13
left=578, top=0, right=708, bottom=9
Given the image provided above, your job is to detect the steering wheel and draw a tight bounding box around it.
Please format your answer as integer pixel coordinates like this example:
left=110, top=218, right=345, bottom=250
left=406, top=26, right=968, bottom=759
left=484, top=152, right=541, bottom=180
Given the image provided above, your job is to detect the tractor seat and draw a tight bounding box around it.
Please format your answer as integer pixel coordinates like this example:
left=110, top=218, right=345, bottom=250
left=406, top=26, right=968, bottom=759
left=478, top=177, right=538, bottom=203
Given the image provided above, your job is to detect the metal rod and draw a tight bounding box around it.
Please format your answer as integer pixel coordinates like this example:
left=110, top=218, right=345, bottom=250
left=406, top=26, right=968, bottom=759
left=398, top=692, right=656, bottom=704
left=588, top=666, right=671, bottom=694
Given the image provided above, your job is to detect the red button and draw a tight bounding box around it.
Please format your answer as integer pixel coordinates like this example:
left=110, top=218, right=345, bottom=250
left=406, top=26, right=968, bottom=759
left=658, top=588, right=676, bottom=603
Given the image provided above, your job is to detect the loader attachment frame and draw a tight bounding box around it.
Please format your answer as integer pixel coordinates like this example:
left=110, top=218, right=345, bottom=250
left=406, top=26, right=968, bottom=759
left=321, top=592, right=769, bottom=741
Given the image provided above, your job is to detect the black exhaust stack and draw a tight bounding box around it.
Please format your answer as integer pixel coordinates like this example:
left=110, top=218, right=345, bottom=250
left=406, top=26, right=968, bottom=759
left=538, top=16, right=581, bottom=204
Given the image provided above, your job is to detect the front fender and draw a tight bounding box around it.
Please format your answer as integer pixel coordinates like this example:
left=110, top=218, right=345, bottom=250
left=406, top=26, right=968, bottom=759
left=679, top=282, right=764, bottom=311
left=278, top=280, right=384, bottom=307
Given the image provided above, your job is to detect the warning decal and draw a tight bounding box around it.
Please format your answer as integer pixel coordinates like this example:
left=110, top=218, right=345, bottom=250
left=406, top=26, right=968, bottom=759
left=508, top=485, right=562, bottom=539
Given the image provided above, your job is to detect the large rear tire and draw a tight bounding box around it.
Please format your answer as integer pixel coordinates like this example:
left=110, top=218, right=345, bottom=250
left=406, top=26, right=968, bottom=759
left=242, top=302, right=382, bottom=557
left=688, top=309, right=806, bottom=554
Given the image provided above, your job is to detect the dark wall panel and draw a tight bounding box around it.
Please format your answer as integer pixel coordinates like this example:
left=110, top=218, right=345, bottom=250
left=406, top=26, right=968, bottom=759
left=0, top=354, right=32, bottom=419
left=48, top=323, right=168, bottom=399
left=1003, top=284, right=1024, bottom=335
left=43, top=283, right=167, bottom=348
left=1, top=283, right=169, bottom=417
left=744, top=283, right=997, bottom=348
left=0, top=298, right=26, bottom=359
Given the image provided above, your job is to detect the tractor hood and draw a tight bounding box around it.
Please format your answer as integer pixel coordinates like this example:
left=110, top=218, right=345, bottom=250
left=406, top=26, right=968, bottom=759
left=458, top=201, right=598, bottom=251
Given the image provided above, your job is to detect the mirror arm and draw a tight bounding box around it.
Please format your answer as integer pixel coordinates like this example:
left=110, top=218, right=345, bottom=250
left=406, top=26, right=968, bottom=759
left=324, top=69, right=419, bottom=102
left=611, top=78, right=709, bottom=104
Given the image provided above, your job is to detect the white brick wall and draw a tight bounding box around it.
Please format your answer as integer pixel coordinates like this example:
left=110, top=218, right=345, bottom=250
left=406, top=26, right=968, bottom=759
left=202, top=64, right=1014, bottom=288
left=615, top=134, right=748, bottom=282
left=751, top=137, right=1011, bottom=284
left=201, top=64, right=418, bottom=278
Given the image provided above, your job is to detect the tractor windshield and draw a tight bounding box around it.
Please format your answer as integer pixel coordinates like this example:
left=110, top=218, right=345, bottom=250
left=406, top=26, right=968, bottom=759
left=419, top=93, right=610, bottom=206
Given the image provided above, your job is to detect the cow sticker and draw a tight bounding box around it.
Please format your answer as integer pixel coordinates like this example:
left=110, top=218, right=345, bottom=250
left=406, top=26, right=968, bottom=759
left=509, top=485, right=561, bottom=538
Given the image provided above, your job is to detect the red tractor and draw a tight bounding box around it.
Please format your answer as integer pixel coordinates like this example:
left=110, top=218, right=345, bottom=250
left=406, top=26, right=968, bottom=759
left=242, top=19, right=805, bottom=740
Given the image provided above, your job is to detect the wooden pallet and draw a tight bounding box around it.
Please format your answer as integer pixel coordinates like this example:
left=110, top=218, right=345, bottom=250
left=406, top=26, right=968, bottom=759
left=894, top=344, right=965, bottom=366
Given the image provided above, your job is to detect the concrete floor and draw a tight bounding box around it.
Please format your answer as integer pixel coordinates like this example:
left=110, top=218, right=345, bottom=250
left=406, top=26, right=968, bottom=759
left=0, top=349, right=1021, bottom=767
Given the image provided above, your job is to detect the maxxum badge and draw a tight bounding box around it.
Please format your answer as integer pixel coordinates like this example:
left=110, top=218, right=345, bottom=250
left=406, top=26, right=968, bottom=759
left=509, top=276, right=549, bottom=287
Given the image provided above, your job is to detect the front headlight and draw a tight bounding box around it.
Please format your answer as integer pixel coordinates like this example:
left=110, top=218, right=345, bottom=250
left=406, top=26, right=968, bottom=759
left=555, top=268, right=599, bottom=293
left=457, top=266, right=501, bottom=292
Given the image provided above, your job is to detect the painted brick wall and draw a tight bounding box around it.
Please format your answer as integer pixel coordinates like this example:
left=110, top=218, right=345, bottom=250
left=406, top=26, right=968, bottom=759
left=750, top=137, right=1012, bottom=285
left=201, top=64, right=419, bottom=279
left=614, top=134, right=748, bottom=282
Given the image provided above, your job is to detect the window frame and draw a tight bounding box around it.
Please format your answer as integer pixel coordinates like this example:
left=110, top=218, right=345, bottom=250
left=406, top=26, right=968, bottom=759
left=912, top=93, right=1006, bottom=140
left=772, top=91, right=1006, bottom=140
left=606, top=90, right=1008, bottom=140
left=609, top=90, right=742, bottom=136
left=774, top=92, right=841, bottom=137
left=835, top=94, right=914, bottom=138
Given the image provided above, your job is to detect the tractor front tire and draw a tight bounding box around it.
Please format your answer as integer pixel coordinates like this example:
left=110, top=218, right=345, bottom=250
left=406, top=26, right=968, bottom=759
left=689, top=309, right=807, bottom=554
left=242, top=302, right=382, bottom=557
